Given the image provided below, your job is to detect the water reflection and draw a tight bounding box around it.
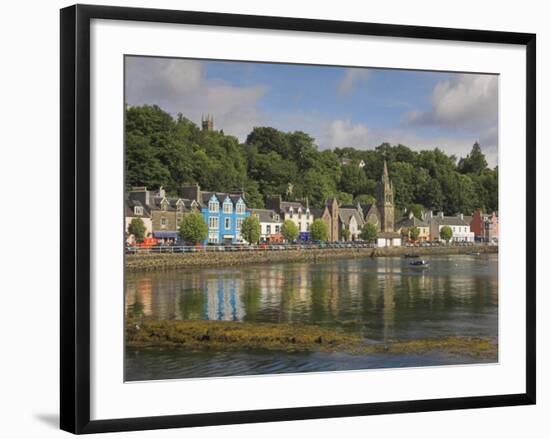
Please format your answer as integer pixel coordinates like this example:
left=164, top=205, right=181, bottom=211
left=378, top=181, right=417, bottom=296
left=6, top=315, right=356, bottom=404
left=125, top=254, right=498, bottom=341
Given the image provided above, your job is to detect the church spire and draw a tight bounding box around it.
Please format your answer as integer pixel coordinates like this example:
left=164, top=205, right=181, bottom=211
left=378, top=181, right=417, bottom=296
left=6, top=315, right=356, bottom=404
left=376, top=158, right=394, bottom=232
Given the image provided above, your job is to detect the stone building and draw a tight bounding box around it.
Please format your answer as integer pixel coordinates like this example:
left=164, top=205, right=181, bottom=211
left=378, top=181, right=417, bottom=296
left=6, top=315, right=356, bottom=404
left=375, top=160, right=401, bottom=247
left=127, top=186, right=198, bottom=243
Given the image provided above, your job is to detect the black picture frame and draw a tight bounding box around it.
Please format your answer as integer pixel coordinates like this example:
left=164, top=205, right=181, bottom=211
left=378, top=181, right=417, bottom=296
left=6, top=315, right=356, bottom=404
left=60, top=4, right=536, bottom=434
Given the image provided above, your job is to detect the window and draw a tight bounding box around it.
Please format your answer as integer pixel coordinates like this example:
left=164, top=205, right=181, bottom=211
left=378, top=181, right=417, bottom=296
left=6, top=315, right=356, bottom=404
left=266, top=225, right=271, bottom=234
left=236, top=218, right=243, bottom=230
left=275, top=225, right=280, bottom=233
left=160, top=217, right=167, bottom=229
left=209, top=217, right=219, bottom=229
left=289, top=208, right=293, bottom=218
left=299, top=222, right=303, bottom=231
left=225, top=217, right=231, bottom=230
left=208, top=234, right=218, bottom=244
left=161, top=201, right=168, bottom=211
left=134, top=206, right=143, bottom=216
left=298, top=210, right=302, bottom=219
left=236, top=201, right=245, bottom=214
left=223, top=202, right=233, bottom=214
left=208, top=200, right=219, bottom=212
left=306, top=211, right=310, bottom=220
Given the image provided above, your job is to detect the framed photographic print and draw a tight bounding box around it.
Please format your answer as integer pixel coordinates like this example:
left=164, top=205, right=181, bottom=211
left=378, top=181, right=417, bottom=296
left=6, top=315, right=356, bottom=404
left=60, top=4, right=536, bottom=434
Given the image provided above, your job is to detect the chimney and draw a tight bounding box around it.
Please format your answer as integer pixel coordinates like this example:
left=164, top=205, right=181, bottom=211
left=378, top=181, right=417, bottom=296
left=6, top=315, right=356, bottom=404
left=438, top=211, right=444, bottom=219
left=158, top=186, right=166, bottom=198
left=129, top=186, right=150, bottom=207
left=180, top=183, right=201, bottom=202
left=459, top=213, right=464, bottom=220
left=265, top=195, right=282, bottom=211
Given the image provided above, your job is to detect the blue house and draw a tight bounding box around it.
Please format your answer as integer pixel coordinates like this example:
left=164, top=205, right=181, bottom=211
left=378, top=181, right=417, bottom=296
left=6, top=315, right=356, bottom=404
left=180, top=184, right=250, bottom=244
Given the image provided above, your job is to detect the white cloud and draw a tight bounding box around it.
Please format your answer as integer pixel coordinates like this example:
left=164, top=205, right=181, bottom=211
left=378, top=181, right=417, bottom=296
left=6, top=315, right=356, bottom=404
left=405, top=74, right=498, bottom=130
left=337, top=68, right=370, bottom=94
left=326, top=119, right=370, bottom=148
left=125, top=57, right=268, bottom=140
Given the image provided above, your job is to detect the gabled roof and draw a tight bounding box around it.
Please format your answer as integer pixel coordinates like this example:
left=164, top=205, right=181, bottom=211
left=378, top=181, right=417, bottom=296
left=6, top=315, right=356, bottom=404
left=396, top=216, right=429, bottom=228
left=338, top=207, right=364, bottom=227
left=250, top=208, right=281, bottom=223
left=201, top=191, right=246, bottom=207
left=432, top=216, right=470, bottom=226
left=309, top=207, right=326, bottom=218
left=280, top=201, right=306, bottom=213
left=125, top=198, right=151, bottom=217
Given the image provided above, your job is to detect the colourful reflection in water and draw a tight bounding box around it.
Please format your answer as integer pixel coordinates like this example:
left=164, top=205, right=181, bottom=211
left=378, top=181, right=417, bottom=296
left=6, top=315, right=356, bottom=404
left=125, top=254, right=498, bottom=342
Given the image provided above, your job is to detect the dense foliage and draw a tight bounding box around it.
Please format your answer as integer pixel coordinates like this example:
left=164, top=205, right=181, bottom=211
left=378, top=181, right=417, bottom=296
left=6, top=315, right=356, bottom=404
left=360, top=223, right=378, bottom=242
left=241, top=216, right=261, bottom=244
left=409, top=226, right=421, bottom=242
left=310, top=219, right=329, bottom=242
left=126, top=105, right=498, bottom=215
left=281, top=220, right=299, bottom=243
left=128, top=217, right=146, bottom=243
left=178, top=212, right=208, bottom=244
left=439, top=225, right=453, bottom=243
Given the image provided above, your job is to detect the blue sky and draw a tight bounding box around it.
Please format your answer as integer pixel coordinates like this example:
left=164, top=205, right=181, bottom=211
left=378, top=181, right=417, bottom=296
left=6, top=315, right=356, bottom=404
left=125, top=56, right=498, bottom=167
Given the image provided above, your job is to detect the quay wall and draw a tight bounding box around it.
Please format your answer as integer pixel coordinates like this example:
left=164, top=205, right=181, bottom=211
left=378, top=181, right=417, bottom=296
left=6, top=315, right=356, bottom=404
left=125, top=245, right=498, bottom=272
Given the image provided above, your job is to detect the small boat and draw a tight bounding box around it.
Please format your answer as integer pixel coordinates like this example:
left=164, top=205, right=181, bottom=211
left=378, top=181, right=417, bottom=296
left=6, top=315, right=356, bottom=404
left=469, top=252, right=481, bottom=256
left=404, top=253, right=420, bottom=258
left=410, top=259, right=429, bottom=268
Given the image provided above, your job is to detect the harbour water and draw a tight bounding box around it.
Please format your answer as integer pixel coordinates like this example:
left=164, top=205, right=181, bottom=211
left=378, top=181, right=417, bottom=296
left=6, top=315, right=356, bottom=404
left=125, top=254, right=498, bottom=380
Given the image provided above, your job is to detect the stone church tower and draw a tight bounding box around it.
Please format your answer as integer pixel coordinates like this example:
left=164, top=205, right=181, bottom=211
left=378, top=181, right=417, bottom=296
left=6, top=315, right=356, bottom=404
left=201, top=114, right=214, bottom=131
left=376, top=159, right=395, bottom=232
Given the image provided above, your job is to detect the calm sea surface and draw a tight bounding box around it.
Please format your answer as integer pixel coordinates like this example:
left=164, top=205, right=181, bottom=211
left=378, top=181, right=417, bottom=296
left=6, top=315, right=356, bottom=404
left=125, top=254, right=498, bottom=380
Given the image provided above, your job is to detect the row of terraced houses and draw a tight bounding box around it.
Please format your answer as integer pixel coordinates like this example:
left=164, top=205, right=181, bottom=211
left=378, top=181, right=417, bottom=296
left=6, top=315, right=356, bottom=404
left=125, top=161, right=498, bottom=246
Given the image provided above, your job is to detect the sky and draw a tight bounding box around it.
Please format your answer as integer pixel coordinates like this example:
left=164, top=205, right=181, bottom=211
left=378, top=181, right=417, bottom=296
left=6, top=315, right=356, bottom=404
left=125, top=56, right=498, bottom=167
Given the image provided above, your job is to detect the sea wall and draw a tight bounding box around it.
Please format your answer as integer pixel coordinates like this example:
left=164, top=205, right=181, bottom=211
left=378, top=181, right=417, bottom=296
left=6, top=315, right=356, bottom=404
left=125, top=245, right=498, bottom=272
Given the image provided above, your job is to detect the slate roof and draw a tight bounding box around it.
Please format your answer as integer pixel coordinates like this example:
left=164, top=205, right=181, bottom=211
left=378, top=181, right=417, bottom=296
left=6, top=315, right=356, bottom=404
left=200, top=191, right=245, bottom=206
left=280, top=201, right=307, bottom=213
left=338, top=207, right=364, bottom=227
left=250, top=208, right=281, bottom=223
left=396, top=216, right=429, bottom=228
left=309, top=207, right=326, bottom=219
left=125, top=198, right=151, bottom=217
left=431, top=215, right=470, bottom=226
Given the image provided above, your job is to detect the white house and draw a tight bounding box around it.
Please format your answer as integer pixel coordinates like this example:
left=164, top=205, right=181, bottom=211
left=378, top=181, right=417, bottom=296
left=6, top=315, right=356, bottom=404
left=425, top=211, right=475, bottom=242
left=250, top=208, right=283, bottom=242
left=376, top=232, right=402, bottom=247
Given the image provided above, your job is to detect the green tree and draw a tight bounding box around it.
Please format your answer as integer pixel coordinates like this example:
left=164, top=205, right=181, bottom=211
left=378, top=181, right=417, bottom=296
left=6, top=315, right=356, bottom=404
left=342, top=227, right=351, bottom=242
left=128, top=217, right=146, bottom=243
left=241, top=215, right=261, bottom=244
left=281, top=220, right=299, bottom=243
left=339, top=165, right=368, bottom=197
left=310, top=219, right=328, bottom=242
left=354, top=194, right=376, bottom=206
left=439, top=225, right=453, bottom=243
left=409, top=226, right=420, bottom=242
left=178, top=212, right=208, bottom=245
left=360, top=222, right=378, bottom=242
left=458, top=142, right=488, bottom=175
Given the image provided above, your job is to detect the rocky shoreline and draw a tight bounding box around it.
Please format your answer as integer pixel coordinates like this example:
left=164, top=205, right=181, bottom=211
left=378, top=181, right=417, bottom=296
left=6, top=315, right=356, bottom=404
left=125, top=245, right=498, bottom=272
left=126, top=319, right=497, bottom=358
